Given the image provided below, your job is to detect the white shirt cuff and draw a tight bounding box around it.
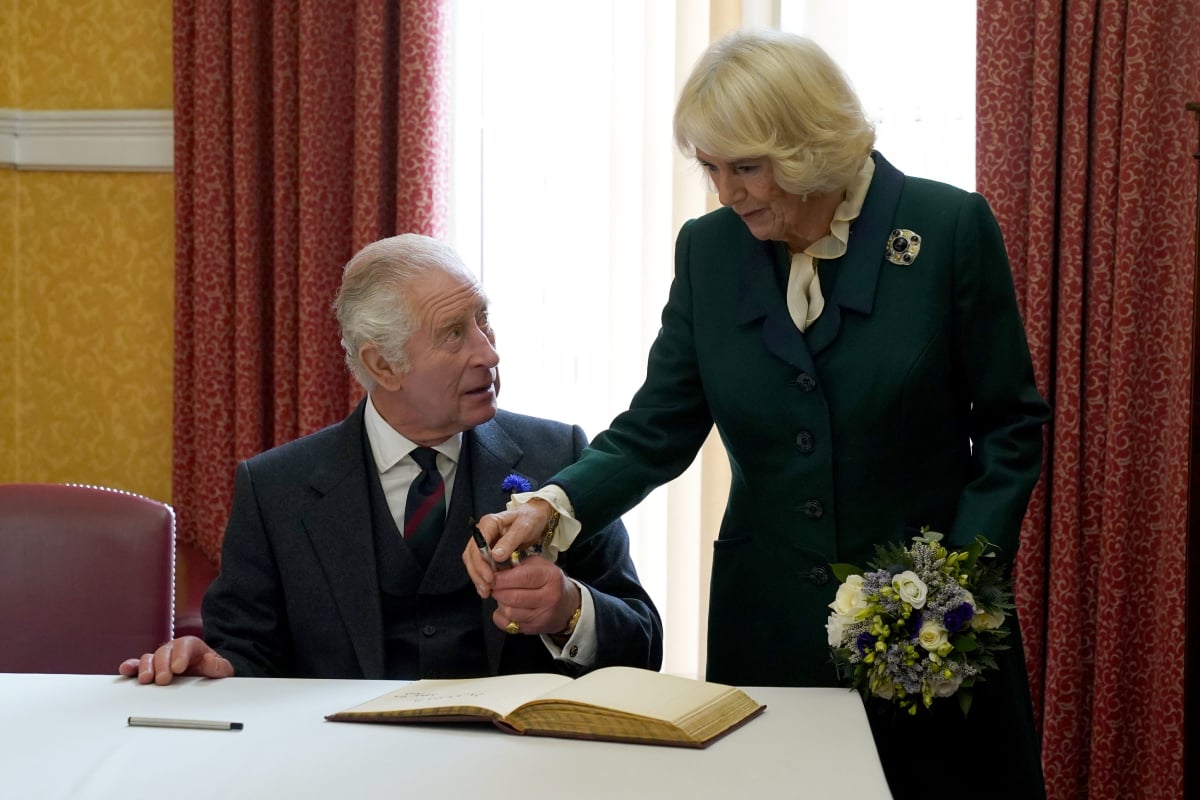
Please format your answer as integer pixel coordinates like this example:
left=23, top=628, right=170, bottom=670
left=539, top=580, right=596, bottom=668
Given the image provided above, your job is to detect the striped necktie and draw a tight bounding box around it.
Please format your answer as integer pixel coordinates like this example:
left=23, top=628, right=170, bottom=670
left=403, top=447, right=446, bottom=555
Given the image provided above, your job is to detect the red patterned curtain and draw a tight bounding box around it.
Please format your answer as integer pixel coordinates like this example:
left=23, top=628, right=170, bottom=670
left=978, top=2, right=1200, bottom=798
left=173, top=0, right=450, bottom=563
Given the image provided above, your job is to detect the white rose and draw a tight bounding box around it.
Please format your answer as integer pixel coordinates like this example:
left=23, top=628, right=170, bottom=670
left=892, top=571, right=928, bottom=609
left=972, top=608, right=1006, bottom=630
left=869, top=668, right=895, bottom=700
left=929, top=671, right=965, bottom=698
left=829, top=574, right=869, bottom=617
left=826, top=613, right=848, bottom=648
left=918, top=621, right=949, bottom=652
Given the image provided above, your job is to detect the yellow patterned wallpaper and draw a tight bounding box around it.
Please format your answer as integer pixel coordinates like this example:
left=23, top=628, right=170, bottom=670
left=15, top=0, right=172, bottom=109
left=1, top=4, right=15, bottom=463
left=2, top=0, right=174, bottom=506
left=0, top=1, right=15, bottom=106
left=10, top=173, right=174, bottom=496
left=0, top=170, right=15, bottom=471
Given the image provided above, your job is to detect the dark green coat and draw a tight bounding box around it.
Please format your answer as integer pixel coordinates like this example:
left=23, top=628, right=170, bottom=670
left=552, top=153, right=1049, bottom=797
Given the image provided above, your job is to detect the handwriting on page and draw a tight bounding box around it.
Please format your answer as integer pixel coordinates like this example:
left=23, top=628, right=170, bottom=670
left=390, top=689, right=490, bottom=703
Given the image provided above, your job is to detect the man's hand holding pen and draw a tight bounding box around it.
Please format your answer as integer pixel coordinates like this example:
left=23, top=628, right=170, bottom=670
left=469, top=516, right=580, bottom=637
left=470, top=519, right=522, bottom=572
left=464, top=501, right=556, bottom=595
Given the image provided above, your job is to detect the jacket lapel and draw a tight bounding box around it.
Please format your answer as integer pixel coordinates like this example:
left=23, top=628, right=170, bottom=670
left=737, top=152, right=907, bottom=367
left=461, top=418, right=527, bottom=675
left=738, top=237, right=820, bottom=376
left=300, top=401, right=388, bottom=678
left=804, top=152, right=905, bottom=357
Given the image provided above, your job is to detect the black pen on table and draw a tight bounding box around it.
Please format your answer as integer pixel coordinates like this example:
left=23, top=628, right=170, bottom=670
left=128, top=716, right=243, bottom=731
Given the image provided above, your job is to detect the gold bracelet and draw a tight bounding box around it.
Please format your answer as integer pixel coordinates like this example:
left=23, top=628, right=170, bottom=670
left=557, top=605, right=582, bottom=637
left=540, top=510, right=560, bottom=551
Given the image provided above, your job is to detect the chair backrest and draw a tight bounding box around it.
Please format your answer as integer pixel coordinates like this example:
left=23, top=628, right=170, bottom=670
left=0, top=483, right=175, bottom=674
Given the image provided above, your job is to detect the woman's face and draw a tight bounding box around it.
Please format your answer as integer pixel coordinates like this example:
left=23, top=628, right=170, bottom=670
left=694, top=149, right=812, bottom=251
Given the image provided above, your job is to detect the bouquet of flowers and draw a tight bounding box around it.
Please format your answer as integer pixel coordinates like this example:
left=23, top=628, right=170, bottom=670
left=825, top=528, right=1012, bottom=716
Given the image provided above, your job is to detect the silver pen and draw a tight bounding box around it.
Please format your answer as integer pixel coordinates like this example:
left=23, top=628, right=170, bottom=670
left=471, top=519, right=523, bottom=570
left=128, top=716, right=243, bottom=731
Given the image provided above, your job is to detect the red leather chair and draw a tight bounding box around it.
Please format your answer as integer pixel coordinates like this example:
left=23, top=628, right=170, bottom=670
left=174, top=540, right=218, bottom=639
left=0, top=483, right=175, bottom=674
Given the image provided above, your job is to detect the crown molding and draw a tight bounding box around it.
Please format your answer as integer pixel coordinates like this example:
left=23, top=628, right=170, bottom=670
left=0, top=109, right=173, bottom=172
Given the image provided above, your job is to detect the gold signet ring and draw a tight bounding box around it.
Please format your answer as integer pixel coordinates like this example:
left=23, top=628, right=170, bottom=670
left=505, top=621, right=521, bottom=635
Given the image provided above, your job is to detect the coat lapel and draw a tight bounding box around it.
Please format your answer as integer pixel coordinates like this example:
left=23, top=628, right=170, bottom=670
left=300, top=401, right=387, bottom=678
left=461, top=418, right=528, bottom=675
left=738, top=237, right=820, bottom=376
left=804, top=152, right=905, bottom=357
left=736, top=153, right=907, bottom=368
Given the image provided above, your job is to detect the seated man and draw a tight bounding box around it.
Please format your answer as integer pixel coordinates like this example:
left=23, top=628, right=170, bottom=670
left=120, top=234, right=663, bottom=684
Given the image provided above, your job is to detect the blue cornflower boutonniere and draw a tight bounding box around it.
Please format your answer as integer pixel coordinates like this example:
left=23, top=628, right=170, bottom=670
left=500, top=473, right=532, bottom=494
left=500, top=472, right=543, bottom=560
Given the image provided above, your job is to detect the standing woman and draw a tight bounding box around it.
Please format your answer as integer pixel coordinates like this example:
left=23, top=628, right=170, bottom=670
left=467, top=29, right=1049, bottom=799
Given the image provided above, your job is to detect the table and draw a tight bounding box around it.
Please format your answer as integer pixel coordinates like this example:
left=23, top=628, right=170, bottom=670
left=0, top=673, right=892, bottom=799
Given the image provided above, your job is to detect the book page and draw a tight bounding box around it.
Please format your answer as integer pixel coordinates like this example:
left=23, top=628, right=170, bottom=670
left=518, top=667, right=736, bottom=723
left=336, top=673, right=574, bottom=719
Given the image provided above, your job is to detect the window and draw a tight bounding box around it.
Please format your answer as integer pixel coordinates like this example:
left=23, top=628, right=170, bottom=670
left=780, top=0, right=976, bottom=192
left=449, top=2, right=681, bottom=442
left=449, top=1, right=975, bottom=431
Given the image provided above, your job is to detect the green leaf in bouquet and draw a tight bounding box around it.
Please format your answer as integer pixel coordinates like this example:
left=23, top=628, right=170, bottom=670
left=951, top=634, right=980, bottom=652
left=829, top=563, right=863, bottom=582
left=912, top=527, right=943, bottom=545
left=962, top=536, right=987, bottom=569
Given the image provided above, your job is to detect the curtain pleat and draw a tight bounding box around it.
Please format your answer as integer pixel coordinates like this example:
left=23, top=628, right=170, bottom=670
left=396, top=1, right=450, bottom=236
left=174, top=0, right=449, bottom=563
left=351, top=2, right=398, bottom=253
left=978, top=2, right=1200, bottom=798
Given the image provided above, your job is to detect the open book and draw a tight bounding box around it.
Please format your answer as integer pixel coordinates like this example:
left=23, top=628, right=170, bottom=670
left=326, top=666, right=765, bottom=748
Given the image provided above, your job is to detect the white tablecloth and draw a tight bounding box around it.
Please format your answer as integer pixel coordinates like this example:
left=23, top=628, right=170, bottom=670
left=0, top=673, right=892, bottom=799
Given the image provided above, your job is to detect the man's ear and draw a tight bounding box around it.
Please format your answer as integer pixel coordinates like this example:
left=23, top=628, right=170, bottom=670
left=360, top=343, right=404, bottom=391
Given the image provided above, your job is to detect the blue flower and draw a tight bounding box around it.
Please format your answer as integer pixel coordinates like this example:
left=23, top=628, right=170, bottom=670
left=500, top=473, right=532, bottom=494
left=855, top=631, right=876, bottom=656
left=904, top=609, right=924, bottom=639
left=943, top=602, right=975, bottom=634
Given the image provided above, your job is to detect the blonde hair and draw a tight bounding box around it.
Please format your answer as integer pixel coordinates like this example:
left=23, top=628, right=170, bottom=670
left=673, top=29, right=876, bottom=197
